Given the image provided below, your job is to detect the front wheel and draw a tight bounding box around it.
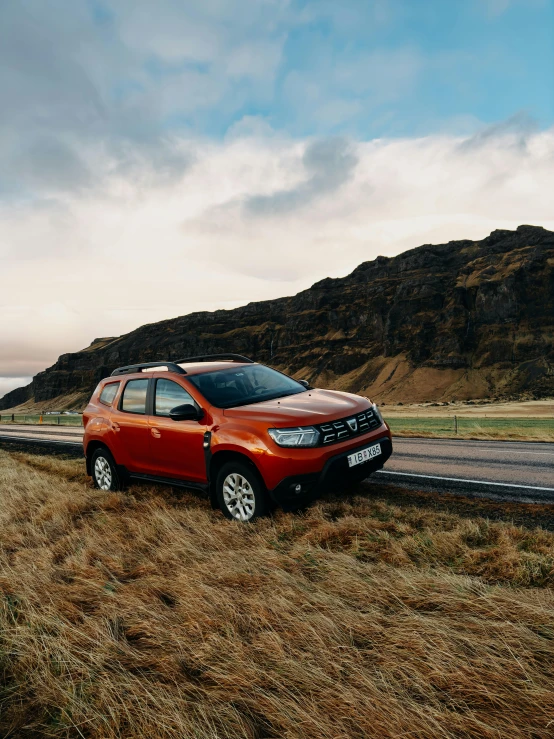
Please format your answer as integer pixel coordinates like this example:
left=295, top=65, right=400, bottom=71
left=216, top=461, right=267, bottom=522
left=91, top=448, right=121, bottom=491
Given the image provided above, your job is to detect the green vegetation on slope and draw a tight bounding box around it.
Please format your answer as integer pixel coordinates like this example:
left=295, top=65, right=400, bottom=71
left=1, top=450, right=554, bottom=738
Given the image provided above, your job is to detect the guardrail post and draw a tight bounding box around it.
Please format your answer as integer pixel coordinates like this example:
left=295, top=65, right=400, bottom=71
left=454, top=415, right=458, bottom=435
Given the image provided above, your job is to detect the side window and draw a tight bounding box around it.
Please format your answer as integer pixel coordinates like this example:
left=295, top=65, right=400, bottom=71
left=99, top=382, right=120, bottom=406
left=155, top=379, right=195, bottom=417
left=121, top=379, right=149, bottom=414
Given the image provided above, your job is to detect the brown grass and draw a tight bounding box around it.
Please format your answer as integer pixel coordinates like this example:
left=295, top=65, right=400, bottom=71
left=1, top=449, right=554, bottom=738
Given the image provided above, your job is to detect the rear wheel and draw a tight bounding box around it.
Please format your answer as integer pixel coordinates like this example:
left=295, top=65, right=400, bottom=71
left=91, top=448, right=121, bottom=491
left=216, top=461, right=267, bottom=522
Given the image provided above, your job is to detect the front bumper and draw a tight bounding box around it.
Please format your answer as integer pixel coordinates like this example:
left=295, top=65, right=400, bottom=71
left=269, top=435, right=392, bottom=507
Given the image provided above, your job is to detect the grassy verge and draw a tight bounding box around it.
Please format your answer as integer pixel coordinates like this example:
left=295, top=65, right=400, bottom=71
left=1, top=450, right=554, bottom=738
left=387, top=416, right=554, bottom=442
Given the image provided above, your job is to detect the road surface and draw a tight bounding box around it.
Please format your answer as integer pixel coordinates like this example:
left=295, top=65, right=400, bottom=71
left=1, top=425, right=553, bottom=502
left=0, top=424, right=84, bottom=446
left=374, top=437, right=554, bottom=503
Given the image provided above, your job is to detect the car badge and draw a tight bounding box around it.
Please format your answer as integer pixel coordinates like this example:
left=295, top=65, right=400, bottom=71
left=347, top=418, right=358, bottom=432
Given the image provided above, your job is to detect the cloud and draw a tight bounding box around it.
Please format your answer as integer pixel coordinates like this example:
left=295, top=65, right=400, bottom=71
left=245, top=137, right=358, bottom=215
left=458, top=112, right=538, bottom=152
left=1, top=121, right=553, bottom=390
left=0, top=377, right=33, bottom=400
left=12, top=137, right=92, bottom=192
left=1, top=0, right=550, bottom=203
left=0, top=1, right=553, bottom=395
left=0, top=0, right=292, bottom=199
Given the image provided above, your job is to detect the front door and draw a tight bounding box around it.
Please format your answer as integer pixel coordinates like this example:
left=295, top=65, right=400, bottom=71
left=148, top=377, right=208, bottom=483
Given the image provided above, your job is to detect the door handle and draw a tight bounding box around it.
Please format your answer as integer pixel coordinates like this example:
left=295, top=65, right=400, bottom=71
left=151, top=428, right=161, bottom=438
left=112, top=422, right=120, bottom=432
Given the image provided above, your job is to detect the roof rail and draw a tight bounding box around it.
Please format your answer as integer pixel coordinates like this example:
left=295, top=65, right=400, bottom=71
left=110, top=361, right=187, bottom=377
left=175, top=353, right=255, bottom=365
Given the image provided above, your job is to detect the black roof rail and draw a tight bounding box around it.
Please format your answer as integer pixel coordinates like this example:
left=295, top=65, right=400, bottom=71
left=175, top=353, right=255, bottom=365
left=111, top=361, right=187, bottom=377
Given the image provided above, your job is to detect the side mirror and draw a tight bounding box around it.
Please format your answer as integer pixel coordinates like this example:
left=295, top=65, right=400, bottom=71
left=169, top=403, right=202, bottom=422
left=298, top=379, right=311, bottom=389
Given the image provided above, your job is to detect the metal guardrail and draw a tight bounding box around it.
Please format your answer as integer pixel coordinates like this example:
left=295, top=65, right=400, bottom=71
left=387, top=416, right=554, bottom=439
left=0, top=413, right=83, bottom=427
left=1, top=413, right=551, bottom=439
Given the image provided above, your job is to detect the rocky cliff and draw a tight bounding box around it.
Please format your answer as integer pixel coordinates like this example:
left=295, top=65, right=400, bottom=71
left=2, top=225, right=553, bottom=410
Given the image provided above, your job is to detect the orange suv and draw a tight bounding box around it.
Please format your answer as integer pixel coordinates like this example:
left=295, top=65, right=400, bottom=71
left=83, top=355, right=393, bottom=521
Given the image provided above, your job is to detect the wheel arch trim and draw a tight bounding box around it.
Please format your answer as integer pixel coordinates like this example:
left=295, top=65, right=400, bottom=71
left=85, top=439, right=116, bottom=476
left=208, top=448, right=265, bottom=508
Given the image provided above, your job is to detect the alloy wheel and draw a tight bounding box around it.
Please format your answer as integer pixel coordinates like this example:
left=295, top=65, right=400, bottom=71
left=94, top=456, right=112, bottom=490
left=222, top=472, right=256, bottom=521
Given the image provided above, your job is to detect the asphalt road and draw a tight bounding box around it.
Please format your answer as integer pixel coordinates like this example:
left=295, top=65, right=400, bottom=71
left=0, top=424, right=84, bottom=446
left=1, top=425, right=553, bottom=503
left=374, top=437, right=554, bottom=503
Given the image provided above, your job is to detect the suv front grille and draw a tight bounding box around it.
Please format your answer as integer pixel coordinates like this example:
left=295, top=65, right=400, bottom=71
left=317, top=408, right=381, bottom=445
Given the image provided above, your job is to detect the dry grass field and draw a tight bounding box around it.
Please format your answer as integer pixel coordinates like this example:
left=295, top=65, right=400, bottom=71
left=1, top=448, right=554, bottom=738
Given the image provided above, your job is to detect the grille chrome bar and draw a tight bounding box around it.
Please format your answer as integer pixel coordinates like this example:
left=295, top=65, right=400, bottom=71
left=317, top=409, right=381, bottom=445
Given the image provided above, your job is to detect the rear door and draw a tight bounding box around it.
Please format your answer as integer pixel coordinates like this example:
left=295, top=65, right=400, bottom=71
left=108, top=377, right=154, bottom=473
left=148, top=377, right=208, bottom=482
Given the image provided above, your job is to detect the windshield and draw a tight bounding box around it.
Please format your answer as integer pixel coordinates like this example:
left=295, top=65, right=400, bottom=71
left=187, top=364, right=306, bottom=409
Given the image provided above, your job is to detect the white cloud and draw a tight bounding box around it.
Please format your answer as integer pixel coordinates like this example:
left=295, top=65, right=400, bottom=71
left=0, top=377, right=32, bottom=399
left=1, top=122, right=554, bottom=389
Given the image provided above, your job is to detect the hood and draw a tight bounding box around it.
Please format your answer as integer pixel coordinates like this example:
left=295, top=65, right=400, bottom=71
left=222, top=389, right=371, bottom=426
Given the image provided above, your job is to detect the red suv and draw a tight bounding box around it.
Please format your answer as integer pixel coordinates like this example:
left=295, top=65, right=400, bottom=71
left=83, top=355, right=392, bottom=521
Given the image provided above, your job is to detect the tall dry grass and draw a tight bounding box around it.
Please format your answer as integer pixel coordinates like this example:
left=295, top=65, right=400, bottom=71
left=1, top=449, right=554, bottom=738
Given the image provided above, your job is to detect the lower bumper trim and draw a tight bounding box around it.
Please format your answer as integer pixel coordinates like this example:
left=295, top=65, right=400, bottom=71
left=270, top=435, right=393, bottom=505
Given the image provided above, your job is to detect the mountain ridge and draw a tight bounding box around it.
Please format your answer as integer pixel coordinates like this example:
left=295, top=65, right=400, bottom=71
left=2, top=224, right=553, bottom=410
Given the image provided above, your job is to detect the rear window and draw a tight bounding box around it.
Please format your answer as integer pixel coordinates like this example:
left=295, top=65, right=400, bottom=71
left=99, top=382, right=119, bottom=406
left=121, top=379, right=149, bottom=414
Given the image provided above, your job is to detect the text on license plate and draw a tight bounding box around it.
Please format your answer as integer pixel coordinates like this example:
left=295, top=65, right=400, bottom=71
left=347, top=443, right=381, bottom=468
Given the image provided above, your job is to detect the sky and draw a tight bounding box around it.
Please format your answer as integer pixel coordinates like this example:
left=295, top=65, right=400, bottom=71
left=1, top=0, right=554, bottom=398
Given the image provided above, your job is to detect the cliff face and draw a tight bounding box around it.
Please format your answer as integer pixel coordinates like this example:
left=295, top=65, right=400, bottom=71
left=2, top=225, right=553, bottom=410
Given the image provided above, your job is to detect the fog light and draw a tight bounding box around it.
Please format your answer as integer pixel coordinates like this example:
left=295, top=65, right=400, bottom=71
left=294, top=484, right=302, bottom=493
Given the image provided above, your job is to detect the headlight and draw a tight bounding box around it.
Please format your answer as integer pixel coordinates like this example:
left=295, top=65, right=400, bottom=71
left=268, top=426, right=320, bottom=447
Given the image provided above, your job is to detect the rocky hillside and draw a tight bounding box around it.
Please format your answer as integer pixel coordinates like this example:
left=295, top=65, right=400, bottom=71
left=2, top=225, right=553, bottom=410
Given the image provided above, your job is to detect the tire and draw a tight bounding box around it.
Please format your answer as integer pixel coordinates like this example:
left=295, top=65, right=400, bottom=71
left=216, top=461, right=267, bottom=522
left=91, top=447, right=121, bottom=491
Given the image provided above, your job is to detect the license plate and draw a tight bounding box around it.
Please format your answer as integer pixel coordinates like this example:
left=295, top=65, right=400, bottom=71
left=347, top=443, right=381, bottom=468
